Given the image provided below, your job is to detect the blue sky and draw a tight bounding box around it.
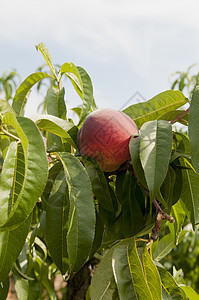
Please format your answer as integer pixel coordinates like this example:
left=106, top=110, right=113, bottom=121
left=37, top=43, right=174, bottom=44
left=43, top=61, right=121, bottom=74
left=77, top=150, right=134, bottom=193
left=1, top=0, right=199, bottom=116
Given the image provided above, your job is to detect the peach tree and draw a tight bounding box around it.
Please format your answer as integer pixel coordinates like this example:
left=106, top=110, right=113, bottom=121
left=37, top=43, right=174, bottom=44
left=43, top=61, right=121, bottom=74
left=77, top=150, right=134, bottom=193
left=0, top=43, right=199, bottom=299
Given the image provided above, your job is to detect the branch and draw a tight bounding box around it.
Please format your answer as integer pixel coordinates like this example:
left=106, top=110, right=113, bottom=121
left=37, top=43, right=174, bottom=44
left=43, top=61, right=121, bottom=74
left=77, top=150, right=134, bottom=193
left=169, top=107, right=190, bottom=124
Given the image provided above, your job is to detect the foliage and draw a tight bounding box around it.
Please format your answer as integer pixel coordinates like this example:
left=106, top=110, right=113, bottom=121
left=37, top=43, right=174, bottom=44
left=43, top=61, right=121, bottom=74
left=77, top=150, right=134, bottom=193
left=0, top=43, right=199, bottom=299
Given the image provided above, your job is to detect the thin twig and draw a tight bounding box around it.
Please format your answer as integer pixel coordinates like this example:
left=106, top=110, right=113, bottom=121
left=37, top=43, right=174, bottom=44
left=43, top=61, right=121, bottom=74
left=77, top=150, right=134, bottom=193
left=169, top=107, right=190, bottom=124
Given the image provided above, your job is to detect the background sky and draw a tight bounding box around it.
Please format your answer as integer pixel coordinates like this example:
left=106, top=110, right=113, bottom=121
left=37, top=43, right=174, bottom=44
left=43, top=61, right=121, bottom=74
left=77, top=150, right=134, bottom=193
left=1, top=0, right=199, bottom=117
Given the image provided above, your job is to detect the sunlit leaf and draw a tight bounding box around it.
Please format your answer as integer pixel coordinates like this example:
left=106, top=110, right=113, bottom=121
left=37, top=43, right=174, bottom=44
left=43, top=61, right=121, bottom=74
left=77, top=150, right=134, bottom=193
left=12, top=72, right=52, bottom=116
left=31, top=114, right=78, bottom=149
left=36, top=42, right=57, bottom=78
left=45, top=87, right=66, bottom=120
left=127, top=238, right=153, bottom=299
left=0, top=113, right=49, bottom=230
left=61, top=63, right=93, bottom=125
left=123, top=90, right=188, bottom=129
left=142, top=245, right=162, bottom=300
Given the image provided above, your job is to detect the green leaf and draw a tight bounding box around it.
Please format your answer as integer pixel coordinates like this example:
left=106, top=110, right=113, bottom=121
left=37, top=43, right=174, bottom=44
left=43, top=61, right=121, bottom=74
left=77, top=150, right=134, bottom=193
left=127, top=238, right=153, bottom=299
left=152, top=233, right=174, bottom=261
left=36, top=42, right=57, bottom=78
left=90, top=247, right=116, bottom=300
left=14, top=277, right=41, bottom=300
left=168, top=201, right=186, bottom=244
left=12, top=72, right=52, bottom=116
left=31, top=114, right=78, bottom=149
left=89, top=211, right=104, bottom=258
left=180, top=285, right=199, bottom=299
left=157, top=110, right=189, bottom=126
left=0, top=114, right=49, bottom=230
left=179, top=158, right=199, bottom=229
left=0, top=215, right=31, bottom=282
left=123, top=90, right=188, bottom=129
left=189, top=86, right=199, bottom=173
left=129, top=134, right=147, bottom=187
left=58, top=153, right=95, bottom=273
left=45, top=170, right=69, bottom=274
left=140, top=120, right=172, bottom=201
left=112, top=243, right=136, bottom=300
left=142, top=245, right=162, bottom=300
left=171, top=132, right=191, bottom=163
left=0, top=99, right=16, bottom=119
left=82, top=155, right=114, bottom=212
left=157, top=266, right=186, bottom=299
left=45, top=87, right=66, bottom=120
left=61, top=63, right=93, bottom=125
left=0, top=276, right=9, bottom=299
left=121, top=172, right=145, bottom=237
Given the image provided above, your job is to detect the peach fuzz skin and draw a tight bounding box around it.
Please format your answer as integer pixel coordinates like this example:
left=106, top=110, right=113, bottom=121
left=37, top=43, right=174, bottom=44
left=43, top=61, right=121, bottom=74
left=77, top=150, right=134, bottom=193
left=77, top=108, right=139, bottom=172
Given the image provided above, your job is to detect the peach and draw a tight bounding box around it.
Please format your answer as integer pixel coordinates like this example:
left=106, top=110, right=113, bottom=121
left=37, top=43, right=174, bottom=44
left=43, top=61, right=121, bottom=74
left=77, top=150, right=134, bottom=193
left=77, top=108, right=139, bottom=172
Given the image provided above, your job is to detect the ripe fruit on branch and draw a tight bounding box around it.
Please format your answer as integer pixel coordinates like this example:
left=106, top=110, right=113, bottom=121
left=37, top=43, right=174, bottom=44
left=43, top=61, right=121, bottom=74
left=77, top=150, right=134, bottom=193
left=77, top=108, right=139, bottom=172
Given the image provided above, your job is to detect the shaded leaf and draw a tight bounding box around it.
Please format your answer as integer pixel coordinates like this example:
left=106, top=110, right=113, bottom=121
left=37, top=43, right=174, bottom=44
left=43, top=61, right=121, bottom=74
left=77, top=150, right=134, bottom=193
left=123, top=90, right=188, bottom=129
left=90, top=247, right=115, bottom=300
left=58, top=153, right=95, bottom=272
left=82, top=155, right=114, bottom=212
left=45, top=170, right=69, bottom=274
left=0, top=276, right=9, bottom=299
left=179, top=158, right=199, bottom=229
left=140, top=120, right=172, bottom=201
left=112, top=243, right=136, bottom=300
left=0, top=215, right=31, bottom=282
left=189, top=86, right=199, bottom=173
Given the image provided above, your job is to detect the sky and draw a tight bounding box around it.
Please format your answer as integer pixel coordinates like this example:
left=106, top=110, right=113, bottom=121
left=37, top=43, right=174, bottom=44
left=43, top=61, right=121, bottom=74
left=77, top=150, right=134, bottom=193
left=1, top=0, right=199, bottom=116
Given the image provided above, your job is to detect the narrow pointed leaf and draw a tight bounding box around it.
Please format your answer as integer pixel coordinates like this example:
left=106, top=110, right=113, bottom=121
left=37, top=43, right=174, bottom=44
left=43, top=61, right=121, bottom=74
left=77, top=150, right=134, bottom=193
left=0, top=216, right=31, bottom=282
left=121, top=172, right=145, bottom=237
left=189, top=86, right=199, bottom=173
left=140, top=120, right=172, bottom=201
left=45, top=87, right=66, bottom=120
left=36, top=43, right=57, bottom=78
left=180, top=286, right=199, bottom=299
left=157, top=266, right=186, bottom=299
left=58, top=153, right=95, bottom=273
left=82, top=155, right=114, bottom=212
left=168, top=201, right=186, bottom=244
left=12, top=72, right=52, bottom=116
left=61, top=63, right=93, bottom=125
left=123, top=90, right=188, bottom=129
left=179, top=158, right=199, bottom=229
left=129, top=134, right=147, bottom=187
left=31, top=114, right=78, bottom=148
left=0, top=113, right=49, bottom=229
left=152, top=233, right=174, bottom=262
left=112, top=243, right=136, bottom=300
left=127, top=238, right=153, bottom=299
left=45, top=170, right=69, bottom=274
left=142, top=246, right=162, bottom=300
left=90, top=247, right=115, bottom=300
left=0, top=276, right=9, bottom=299
left=0, top=99, right=16, bottom=119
